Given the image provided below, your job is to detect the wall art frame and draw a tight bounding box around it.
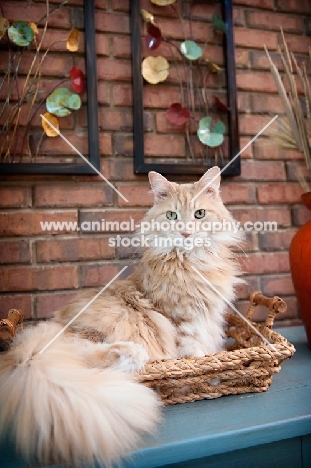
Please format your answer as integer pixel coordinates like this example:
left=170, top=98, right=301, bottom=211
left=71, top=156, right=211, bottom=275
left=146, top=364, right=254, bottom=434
left=0, top=0, right=100, bottom=175
left=130, top=0, right=240, bottom=176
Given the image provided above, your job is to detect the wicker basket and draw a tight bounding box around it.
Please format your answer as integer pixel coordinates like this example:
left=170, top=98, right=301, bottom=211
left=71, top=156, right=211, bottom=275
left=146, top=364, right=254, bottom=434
left=136, top=292, right=296, bottom=405
left=0, top=293, right=295, bottom=406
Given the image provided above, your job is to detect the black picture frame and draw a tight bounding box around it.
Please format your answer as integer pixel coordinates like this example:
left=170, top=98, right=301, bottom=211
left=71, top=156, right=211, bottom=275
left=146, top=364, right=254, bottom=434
left=0, top=0, right=100, bottom=175
left=130, top=0, right=240, bottom=176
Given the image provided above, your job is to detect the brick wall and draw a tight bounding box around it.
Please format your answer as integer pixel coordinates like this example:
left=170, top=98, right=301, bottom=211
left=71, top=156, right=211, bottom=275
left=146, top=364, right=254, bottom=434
left=0, top=0, right=311, bottom=327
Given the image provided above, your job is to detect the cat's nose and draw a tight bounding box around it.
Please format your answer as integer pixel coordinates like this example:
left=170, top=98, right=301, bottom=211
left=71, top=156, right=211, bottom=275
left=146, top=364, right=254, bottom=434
left=181, top=232, right=191, bottom=238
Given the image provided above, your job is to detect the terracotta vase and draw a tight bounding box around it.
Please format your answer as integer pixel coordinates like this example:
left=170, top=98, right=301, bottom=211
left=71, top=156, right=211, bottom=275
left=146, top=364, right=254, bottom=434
left=289, top=191, right=311, bottom=348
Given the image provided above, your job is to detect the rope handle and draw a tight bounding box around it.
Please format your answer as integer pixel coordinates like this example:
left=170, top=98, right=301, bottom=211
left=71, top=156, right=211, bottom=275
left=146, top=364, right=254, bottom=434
left=0, top=309, right=23, bottom=337
left=246, top=291, right=287, bottom=328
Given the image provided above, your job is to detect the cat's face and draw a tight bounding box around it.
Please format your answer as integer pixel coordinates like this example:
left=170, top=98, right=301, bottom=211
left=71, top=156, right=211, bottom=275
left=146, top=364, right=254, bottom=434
left=141, top=167, right=241, bottom=255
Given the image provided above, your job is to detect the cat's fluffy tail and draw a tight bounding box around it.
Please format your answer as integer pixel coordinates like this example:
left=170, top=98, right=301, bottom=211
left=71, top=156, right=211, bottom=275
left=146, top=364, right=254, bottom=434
left=0, top=322, right=161, bottom=467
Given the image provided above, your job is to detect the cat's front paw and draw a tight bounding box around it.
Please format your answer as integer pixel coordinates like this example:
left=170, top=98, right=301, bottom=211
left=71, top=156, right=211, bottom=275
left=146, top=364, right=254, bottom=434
left=107, top=341, right=150, bottom=373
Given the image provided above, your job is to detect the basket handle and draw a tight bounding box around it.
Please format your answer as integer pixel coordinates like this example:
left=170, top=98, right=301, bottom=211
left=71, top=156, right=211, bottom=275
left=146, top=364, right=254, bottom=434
left=246, top=291, right=287, bottom=328
left=0, top=309, right=23, bottom=337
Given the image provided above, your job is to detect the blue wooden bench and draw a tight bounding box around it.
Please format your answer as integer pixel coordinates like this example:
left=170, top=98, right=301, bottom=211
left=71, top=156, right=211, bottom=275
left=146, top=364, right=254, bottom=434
left=1, top=326, right=311, bottom=468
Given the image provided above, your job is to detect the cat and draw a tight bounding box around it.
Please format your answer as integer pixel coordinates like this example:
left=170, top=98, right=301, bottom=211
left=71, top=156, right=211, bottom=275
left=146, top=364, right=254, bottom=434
left=0, top=166, right=243, bottom=467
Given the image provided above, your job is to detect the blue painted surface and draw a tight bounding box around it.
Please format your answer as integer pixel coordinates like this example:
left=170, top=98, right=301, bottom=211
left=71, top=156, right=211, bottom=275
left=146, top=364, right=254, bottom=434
left=1, top=326, right=310, bottom=468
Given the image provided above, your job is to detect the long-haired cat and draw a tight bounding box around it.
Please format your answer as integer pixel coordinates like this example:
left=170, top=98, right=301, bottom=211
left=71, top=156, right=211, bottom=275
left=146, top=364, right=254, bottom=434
left=0, top=167, right=243, bottom=467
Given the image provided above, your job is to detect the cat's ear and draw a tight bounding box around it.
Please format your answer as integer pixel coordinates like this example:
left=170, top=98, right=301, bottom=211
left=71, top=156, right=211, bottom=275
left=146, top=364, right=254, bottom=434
left=196, top=166, right=221, bottom=198
left=148, top=171, right=171, bottom=203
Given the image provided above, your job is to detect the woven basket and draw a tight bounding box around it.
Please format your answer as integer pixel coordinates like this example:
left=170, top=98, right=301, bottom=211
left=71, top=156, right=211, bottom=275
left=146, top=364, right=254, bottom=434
left=0, top=293, right=295, bottom=405
left=136, top=292, right=296, bottom=405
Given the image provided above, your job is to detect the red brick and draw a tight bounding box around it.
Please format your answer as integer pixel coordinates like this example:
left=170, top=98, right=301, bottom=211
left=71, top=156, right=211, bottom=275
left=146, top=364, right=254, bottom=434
left=235, top=49, right=249, bottom=68
left=36, top=291, right=79, bottom=319
left=234, top=0, right=274, bottom=8
left=239, top=115, right=278, bottom=136
left=97, top=58, right=132, bottom=81
left=145, top=135, right=186, bottom=158
left=95, top=11, right=130, bottom=34
left=246, top=11, right=303, bottom=33
left=34, top=133, right=89, bottom=156
left=99, top=133, right=113, bottom=156
left=231, top=207, right=291, bottom=228
left=116, top=236, right=142, bottom=260
left=260, top=275, right=295, bottom=296
left=114, top=135, right=133, bottom=156
left=16, top=53, right=74, bottom=77
left=254, top=141, right=304, bottom=160
left=97, top=82, right=111, bottom=106
left=236, top=72, right=277, bottom=93
left=153, top=18, right=213, bottom=43
left=117, top=185, right=154, bottom=207
left=251, top=50, right=284, bottom=70
left=241, top=252, right=290, bottom=275
left=33, top=0, right=83, bottom=3
left=234, top=29, right=278, bottom=50
left=287, top=162, right=310, bottom=184
left=0, top=187, right=32, bottom=208
left=276, top=0, right=311, bottom=14
left=144, top=86, right=182, bottom=109
left=292, top=205, right=311, bottom=226
left=80, top=263, right=123, bottom=287
left=237, top=93, right=251, bottom=113
left=109, top=159, right=148, bottom=181
left=112, top=84, right=133, bottom=106
left=233, top=6, right=245, bottom=27
left=95, top=0, right=108, bottom=8
left=0, top=265, right=78, bottom=292
left=251, top=94, right=284, bottom=113
left=155, top=113, right=191, bottom=134
left=141, top=40, right=182, bottom=63
left=62, top=159, right=112, bottom=184
left=140, top=0, right=178, bottom=17
left=257, top=183, right=303, bottom=204
left=181, top=2, right=221, bottom=21
left=284, top=34, right=311, bottom=54
left=96, top=34, right=110, bottom=56
left=97, top=109, right=133, bottom=132
left=0, top=294, right=33, bottom=320
left=238, top=161, right=286, bottom=181
left=111, top=0, right=129, bottom=11
left=239, top=137, right=253, bottom=159
left=0, top=95, right=75, bottom=130
left=34, top=185, right=113, bottom=207
left=0, top=211, right=78, bottom=237
left=235, top=277, right=260, bottom=300
left=234, top=231, right=258, bottom=253
left=0, top=241, right=31, bottom=264
left=37, top=29, right=73, bottom=52
left=258, top=229, right=298, bottom=251
left=220, top=184, right=257, bottom=204
left=251, top=50, right=309, bottom=74
left=1, top=1, right=70, bottom=27
left=36, top=237, right=115, bottom=262
left=79, top=210, right=145, bottom=232
left=112, top=36, right=131, bottom=58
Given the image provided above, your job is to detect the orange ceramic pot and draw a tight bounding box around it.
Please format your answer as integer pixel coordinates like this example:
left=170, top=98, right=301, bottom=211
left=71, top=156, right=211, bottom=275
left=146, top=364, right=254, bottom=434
left=289, top=192, right=311, bottom=348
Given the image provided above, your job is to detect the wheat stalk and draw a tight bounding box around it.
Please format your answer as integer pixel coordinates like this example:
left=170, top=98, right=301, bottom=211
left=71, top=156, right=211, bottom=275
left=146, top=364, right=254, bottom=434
left=264, top=32, right=311, bottom=192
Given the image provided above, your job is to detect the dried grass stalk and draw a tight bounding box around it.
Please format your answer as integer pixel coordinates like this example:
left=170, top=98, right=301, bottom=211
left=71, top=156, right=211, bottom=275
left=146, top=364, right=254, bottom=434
left=265, top=31, right=311, bottom=191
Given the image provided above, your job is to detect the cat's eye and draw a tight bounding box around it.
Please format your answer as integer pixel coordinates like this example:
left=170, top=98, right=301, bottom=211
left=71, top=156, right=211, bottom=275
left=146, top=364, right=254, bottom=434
left=194, top=209, right=205, bottom=219
left=166, top=211, right=178, bottom=220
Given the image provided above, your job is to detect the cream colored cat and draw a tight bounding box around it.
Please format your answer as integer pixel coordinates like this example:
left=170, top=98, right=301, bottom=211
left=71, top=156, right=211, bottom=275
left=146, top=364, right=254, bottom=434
left=0, top=167, right=243, bottom=467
